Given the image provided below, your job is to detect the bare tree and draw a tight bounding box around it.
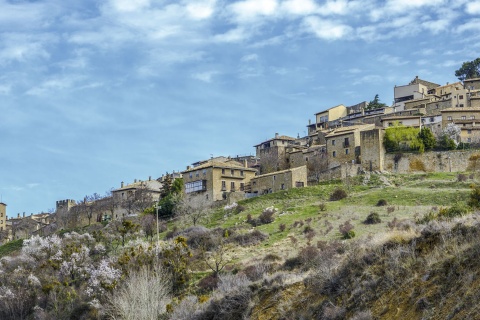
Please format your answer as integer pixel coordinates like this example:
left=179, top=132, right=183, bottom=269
left=175, top=195, right=211, bottom=226
left=202, top=241, right=229, bottom=276
left=78, top=193, right=103, bottom=226
left=103, top=189, right=120, bottom=220
left=107, top=266, right=171, bottom=320
left=307, top=150, right=328, bottom=183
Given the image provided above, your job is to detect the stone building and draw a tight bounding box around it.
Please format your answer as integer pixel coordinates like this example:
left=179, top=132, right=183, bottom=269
left=394, top=76, right=440, bottom=111
left=182, top=159, right=257, bottom=203
left=441, top=107, right=480, bottom=145
left=381, top=115, right=422, bottom=128
left=360, top=128, right=386, bottom=172
left=254, top=133, right=296, bottom=174
left=250, top=166, right=307, bottom=195
left=112, top=177, right=163, bottom=217
left=325, top=124, right=375, bottom=169
left=308, top=104, right=347, bottom=134
left=0, top=202, right=6, bottom=232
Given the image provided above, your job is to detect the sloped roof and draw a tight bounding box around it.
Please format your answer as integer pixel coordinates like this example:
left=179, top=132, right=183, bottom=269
left=252, top=165, right=307, bottom=179
left=253, top=135, right=296, bottom=147
left=324, top=124, right=375, bottom=138
left=113, top=179, right=163, bottom=192
left=182, top=160, right=257, bottom=173
left=409, top=76, right=440, bottom=90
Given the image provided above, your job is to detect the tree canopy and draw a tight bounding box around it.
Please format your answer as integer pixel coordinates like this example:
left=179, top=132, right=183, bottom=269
left=383, top=124, right=424, bottom=153
left=455, top=58, right=480, bottom=81
left=366, top=94, right=387, bottom=110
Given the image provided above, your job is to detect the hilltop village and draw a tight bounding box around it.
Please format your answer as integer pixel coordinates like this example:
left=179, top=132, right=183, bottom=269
left=1, top=75, right=480, bottom=242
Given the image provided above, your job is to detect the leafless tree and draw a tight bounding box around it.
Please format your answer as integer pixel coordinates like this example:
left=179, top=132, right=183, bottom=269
left=307, top=150, right=328, bottom=183
left=202, top=240, right=229, bottom=276
left=175, top=195, right=211, bottom=226
left=103, top=189, right=120, bottom=220
left=107, top=266, right=171, bottom=320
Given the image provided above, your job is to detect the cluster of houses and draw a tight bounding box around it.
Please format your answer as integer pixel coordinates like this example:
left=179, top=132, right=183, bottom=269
left=2, top=76, right=480, bottom=242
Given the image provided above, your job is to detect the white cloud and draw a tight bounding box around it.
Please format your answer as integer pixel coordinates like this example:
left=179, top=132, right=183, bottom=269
left=241, top=54, right=258, bottom=62
left=378, top=54, right=409, bottom=66
left=0, top=34, right=51, bottom=65
left=319, top=0, right=350, bottom=15
left=302, top=16, right=352, bottom=40
left=214, top=27, right=249, bottom=43
left=456, top=19, right=480, bottom=32
left=109, top=0, right=151, bottom=12
left=191, top=71, right=218, bottom=82
left=0, top=84, right=11, bottom=95
left=281, top=0, right=318, bottom=15
left=353, top=75, right=382, bottom=85
left=229, top=0, right=278, bottom=22
left=466, top=1, right=480, bottom=14
left=186, top=0, right=216, bottom=20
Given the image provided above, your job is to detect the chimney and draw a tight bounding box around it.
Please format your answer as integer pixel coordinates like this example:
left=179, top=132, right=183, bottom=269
left=23, top=212, right=25, bottom=218
left=134, top=179, right=137, bottom=183
left=121, top=181, right=124, bottom=188
left=17, top=213, right=20, bottom=218
left=187, top=165, right=191, bottom=170
left=275, top=133, right=279, bottom=139
left=308, top=119, right=311, bottom=125
left=244, top=159, right=248, bottom=168
left=149, top=176, right=151, bottom=181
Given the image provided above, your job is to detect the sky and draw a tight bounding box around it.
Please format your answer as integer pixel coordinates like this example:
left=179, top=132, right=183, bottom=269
left=1, top=0, right=480, bottom=217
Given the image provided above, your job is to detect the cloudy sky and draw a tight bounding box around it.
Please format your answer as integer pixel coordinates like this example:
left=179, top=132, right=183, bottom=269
left=1, top=0, right=479, bottom=216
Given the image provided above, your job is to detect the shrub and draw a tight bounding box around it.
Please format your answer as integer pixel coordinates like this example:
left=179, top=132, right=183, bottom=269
left=230, top=230, right=268, bottom=246
left=319, top=202, right=327, bottom=211
left=278, top=224, right=286, bottom=232
left=457, top=174, right=468, bottom=182
left=283, top=257, right=302, bottom=271
left=297, top=246, right=321, bottom=270
left=197, top=274, right=219, bottom=293
left=364, top=212, right=381, bottom=224
left=243, top=264, right=268, bottom=281
left=330, top=188, right=347, bottom=201
left=339, top=220, right=355, bottom=239
left=386, top=206, right=395, bottom=214
left=417, top=210, right=438, bottom=224
left=376, top=199, right=388, bottom=206
left=468, top=184, right=480, bottom=209
left=303, top=225, right=314, bottom=234
left=258, top=207, right=276, bottom=224
left=438, top=204, right=469, bottom=219
left=263, top=254, right=281, bottom=262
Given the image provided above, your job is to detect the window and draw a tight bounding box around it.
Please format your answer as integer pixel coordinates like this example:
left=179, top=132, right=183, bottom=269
left=346, top=149, right=349, bottom=155
left=195, top=171, right=199, bottom=177
left=231, top=182, right=235, bottom=191
left=231, top=169, right=234, bottom=176
left=462, top=116, right=466, bottom=120
left=221, top=181, right=226, bottom=190
left=253, top=181, right=257, bottom=186
left=240, top=170, right=244, bottom=176
left=281, top=184, right=285, bottom=190
left=459, top=95, right=464, bottom=99
left=273, top=175, right=276, bottom=180
left=305, top=157, right=308, bottom=162
left=460, top=104, right=464, bottom=107
left=430, top=117, right=434, bottom=122
left=344, top=137, right=349, bottom=147
left=333, top=151, right=336, bottom=157
left=388, top=122, right=393, bottom=127
left=185, top=180, right=207, bottom=193
left=189, top=172, right=192, bottom=178
left=447, top=116, right=452, bottom=120
left=471, top=116, right=475, bottom=120
left=240, top=183, right=245, bottom=191
left=203, top=169, right=207, bottom=175
left=332, top=140, right=335, bottom=146
left=468, top=138, right=472, bottom=143
left=468, top=130, right=472, bottom=134
left=222, top=169, right=225, bottom=174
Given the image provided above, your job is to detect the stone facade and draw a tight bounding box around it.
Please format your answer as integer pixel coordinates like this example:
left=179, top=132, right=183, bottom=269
left=441, top=107, right=480, bottom=144
left=254, top=133, right=296, bottom=174
left=325, top=124, right=374, bottom=169
left=360, top=128, right=386, bottom=172
left=381, top=115, right=421, bottom=128
left=250, top=166, right=307, bottom=195
left=182, top=160, right=257, bottom=203
left=384, top=150, right=480, bottom=173
left=0, top=202, right=6, bottom=232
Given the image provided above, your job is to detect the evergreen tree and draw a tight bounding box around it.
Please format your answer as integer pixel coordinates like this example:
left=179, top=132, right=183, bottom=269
left=418, top=127, right=436, bottom=151
left=455, top=58, right=480, bottom=81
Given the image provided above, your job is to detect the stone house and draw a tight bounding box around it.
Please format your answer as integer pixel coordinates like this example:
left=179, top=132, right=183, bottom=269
left=255, top=133, right=296, bottom=174
left=0, top=202, right=6, bottom=232
left=381, top=115, right=422, bottom=128
left=250, top=166, right=307, bottom=195
left=112, top=177, right=163, bottom=217
left=325, top=124, right=375, bottom=169
left=308, top=104, right=347, bottom=134
left=394, top=76, right=440, bottom=111
left=360, top=128, right=386, bottom=172
left=182, top=159, right=257, bottom=203
left=441, top=107, right=480, bottom=145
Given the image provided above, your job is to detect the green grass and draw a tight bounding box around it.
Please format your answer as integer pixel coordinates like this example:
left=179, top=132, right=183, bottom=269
left=0, top=239, right=23, bottom=258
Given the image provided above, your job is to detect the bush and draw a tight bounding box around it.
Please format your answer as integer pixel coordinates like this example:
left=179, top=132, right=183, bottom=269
left=230, top=230, right=268, bottom=246
left=339, top=220, right=355, bottom=239
left=468, top=184, right=480, bottom=209
left=386, top=206, right=395, bottom=214
left=283, top=257, right=302, bottom=271
left=376, top=199, right=388, bottom=206
left=319, top=202, right=327, bottom=211
left=438, top=204, right=469, bottom=219
left=258, top=207, right=276, bottom=224
left=330, top=188, right=347, bottom=201
left=364, top=212, right=381, bottom=224
left=278, top=224, right=286, bottom=232
left=197, top=274, right=219, bottom=293
left=457, top=174, right=468, bottom=182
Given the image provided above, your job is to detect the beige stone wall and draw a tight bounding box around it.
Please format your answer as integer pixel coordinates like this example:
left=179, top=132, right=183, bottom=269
left=326, top=132, right=358, bottom=168
left=425, top=99, right=452, bottom=115
left=384, top=150, right=480, bottom=173
left=0, top=203, right=6, bottom=231
left=251, top=166, right=307, bottom=194
left=360, top=128, right=385, bottom=171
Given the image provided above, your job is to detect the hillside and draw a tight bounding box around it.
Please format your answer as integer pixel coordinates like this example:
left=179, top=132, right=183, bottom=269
left=0, top=171, right=478, bottom=319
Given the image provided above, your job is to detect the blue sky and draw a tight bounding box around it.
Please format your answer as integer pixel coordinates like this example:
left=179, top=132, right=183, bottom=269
left=1, top=0, right=480, bottom=216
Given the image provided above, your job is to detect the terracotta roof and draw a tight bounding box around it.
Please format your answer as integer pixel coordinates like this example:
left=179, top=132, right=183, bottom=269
left=441, top=107, right=480, bottom=112
left=252, top=165, right=307, bottom=179
left=182, top=160, right=256, bottom=173
left=324, top=124, right=374, bottom=138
